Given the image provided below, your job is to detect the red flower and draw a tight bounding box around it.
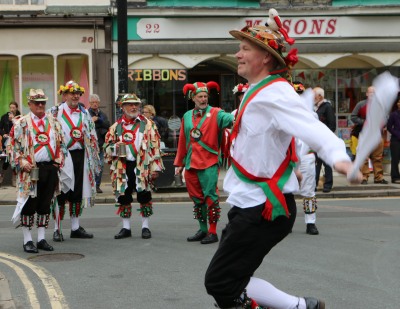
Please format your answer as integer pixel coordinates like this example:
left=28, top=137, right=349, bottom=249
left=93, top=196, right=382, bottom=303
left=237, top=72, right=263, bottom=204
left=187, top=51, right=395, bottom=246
left=285, top=48, right=298, bottom=67
left=268, top=40, right=278, bottom=50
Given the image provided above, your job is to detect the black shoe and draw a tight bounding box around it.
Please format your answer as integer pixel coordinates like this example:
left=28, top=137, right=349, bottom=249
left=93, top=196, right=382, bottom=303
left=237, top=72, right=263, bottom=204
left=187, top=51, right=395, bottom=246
left=200, top=233, right=218, bottom=244
left=37, top=239, right=54, bottom=251
left=306, top=223, right=319, bottom=235
left=304, top=297, right=325, bottom=309
left=322, top=188, right=331, bottom=193
left=141, top=228, right=152, bottom=239
left=392, top=179, right=400, bottom=184
left=374, top=179, right=388, bottom=184
left=53, top=229, right=64, bottom=242
left=70, top=226, right=93, bottom=239
left=23, top=241, right=38, bottom=253
left=361, top=180, right=368, bottom=185
left=187, top=230, right=207, bottom=242
left=114, top=228, right=132, bottom=239
left=96, top=186, right=103, bottom=193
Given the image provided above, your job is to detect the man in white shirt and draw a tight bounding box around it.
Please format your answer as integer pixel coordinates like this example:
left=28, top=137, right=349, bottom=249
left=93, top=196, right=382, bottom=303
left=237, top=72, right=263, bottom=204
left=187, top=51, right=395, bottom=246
left=204, top=8, right=361, bottom=309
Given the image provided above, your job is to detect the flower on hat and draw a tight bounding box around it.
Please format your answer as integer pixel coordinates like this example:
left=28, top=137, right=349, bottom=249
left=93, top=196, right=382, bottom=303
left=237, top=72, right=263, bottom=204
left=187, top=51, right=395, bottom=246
left=120, top=93, right=141, bottom=104
left=293, top=81, right=305, bottom=94
left=27, top=89, right=48, bottom=101
left=232, top=83, right=249, bottom=95
left=284, top=48, right=299, bottom=68
left=58, top=80, right=85, bottom=95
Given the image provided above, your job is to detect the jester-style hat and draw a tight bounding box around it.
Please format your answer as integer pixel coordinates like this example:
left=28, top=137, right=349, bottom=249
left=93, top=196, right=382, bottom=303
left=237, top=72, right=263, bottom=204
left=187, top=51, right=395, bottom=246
left=183, top=81, right=220, bottom=99
left=232, top=83, right=249, bottom=96
left=293, top=81, right=305, bottom=94
left=229, top=8, right=298, bottom=70
left=27, top=89, right=48, bottom=101
left=58, top=80, right=85, bottom=95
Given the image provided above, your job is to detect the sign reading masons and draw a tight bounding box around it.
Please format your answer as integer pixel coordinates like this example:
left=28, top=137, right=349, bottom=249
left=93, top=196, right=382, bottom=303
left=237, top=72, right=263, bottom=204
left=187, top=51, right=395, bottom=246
left=133, top=16, right=399, bottom=40
left=128, top=69, right=187, bottom=81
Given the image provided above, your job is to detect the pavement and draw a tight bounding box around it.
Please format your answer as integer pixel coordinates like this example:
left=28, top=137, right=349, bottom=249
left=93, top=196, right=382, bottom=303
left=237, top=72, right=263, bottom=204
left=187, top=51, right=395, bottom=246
left=1, top=169, right=400, bottom=206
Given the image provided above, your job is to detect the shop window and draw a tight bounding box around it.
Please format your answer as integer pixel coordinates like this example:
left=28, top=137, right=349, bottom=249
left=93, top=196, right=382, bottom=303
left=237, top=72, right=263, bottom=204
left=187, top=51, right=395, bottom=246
left=333, top=0, right=400, bottom=6
left=0, top=56, right=18, bottom=117
left=57, top=54, right=90, bottom=108
left=147, top=0, right=259, bottom=7
left=0, top=0, right=44, bottom=4
left=21, top=54, right=53, bottom=114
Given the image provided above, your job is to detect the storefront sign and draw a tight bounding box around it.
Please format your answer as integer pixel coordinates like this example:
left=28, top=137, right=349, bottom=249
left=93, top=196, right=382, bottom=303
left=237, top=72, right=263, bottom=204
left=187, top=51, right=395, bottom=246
left=128, top=69, right=187, bottom=81
left=133, top=16, right=399, bottom=40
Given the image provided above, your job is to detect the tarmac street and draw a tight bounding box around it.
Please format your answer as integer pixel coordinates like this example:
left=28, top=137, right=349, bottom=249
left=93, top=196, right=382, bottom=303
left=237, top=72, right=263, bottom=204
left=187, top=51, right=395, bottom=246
left=0, top=197, right=400, bottom=309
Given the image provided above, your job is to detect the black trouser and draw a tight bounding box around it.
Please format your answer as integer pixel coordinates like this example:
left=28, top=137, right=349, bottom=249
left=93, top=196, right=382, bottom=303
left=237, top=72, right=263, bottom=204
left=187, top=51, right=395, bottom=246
left=117, top=160, right=152, bottom=205
left=57, top=149, right=85, bottom=205
left=315, top=155, right=333, bottom=190
left=390, top=139, right=400, bottom=181
left=21, top=162, right=58, bottom=216
left=205, top=194, right=297, bottom=308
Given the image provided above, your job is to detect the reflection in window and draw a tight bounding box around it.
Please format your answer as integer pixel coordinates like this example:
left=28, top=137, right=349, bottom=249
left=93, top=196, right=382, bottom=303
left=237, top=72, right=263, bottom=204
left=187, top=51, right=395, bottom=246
left=21, top=54, right=54, bottom=114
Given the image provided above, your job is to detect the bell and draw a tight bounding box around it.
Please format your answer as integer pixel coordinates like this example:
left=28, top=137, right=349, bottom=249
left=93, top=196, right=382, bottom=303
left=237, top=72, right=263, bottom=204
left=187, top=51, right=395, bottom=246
left=30, top=167, right=39, bottom=181
left=174, top=174, right=183, bottom=187
left=118, top=143, right=127, bottom=157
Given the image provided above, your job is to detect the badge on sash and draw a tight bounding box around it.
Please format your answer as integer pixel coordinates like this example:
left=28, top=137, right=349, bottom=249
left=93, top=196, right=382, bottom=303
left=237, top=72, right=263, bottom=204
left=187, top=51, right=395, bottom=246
left=190, top=128, right=202, bottom=141
left=122, top=130, right=136, bottom=144
left=35, top=132, right=50, bottom=145
left=70, top=127, right=83, bottom=141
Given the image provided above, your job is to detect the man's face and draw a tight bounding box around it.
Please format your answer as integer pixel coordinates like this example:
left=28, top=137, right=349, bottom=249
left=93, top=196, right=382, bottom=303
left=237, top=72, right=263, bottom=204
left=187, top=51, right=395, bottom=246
left=9, top=104, right=17, bottom=114
left=28, top=101, right=46, bottom=118
left=122, top=103, right=141, bottom=119
left=366, top=87, right=375, bottom=98
left=89, top=98, right=100, bottom=111
left=235, top=39, right=268, bottom=82
left=65, top=92, right=81, bottom=108
left=313, top=90, right=323, bottom=105
left=192, top=92, right=209, bottom=110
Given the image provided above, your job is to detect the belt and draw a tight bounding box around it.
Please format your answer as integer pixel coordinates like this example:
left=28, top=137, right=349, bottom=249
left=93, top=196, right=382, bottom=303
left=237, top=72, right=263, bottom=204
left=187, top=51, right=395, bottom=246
left=36, top=161, right=56, bottom=166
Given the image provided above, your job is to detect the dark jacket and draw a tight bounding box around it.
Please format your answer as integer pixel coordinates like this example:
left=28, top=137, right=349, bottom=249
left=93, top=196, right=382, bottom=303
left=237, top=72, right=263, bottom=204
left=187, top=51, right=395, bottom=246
left=0, top=111, right=21, bottom=136
left=316, top=100, right=336, bottom=132
left=387, top=110, right=400, bottom=142
left=88, top=108, right=110, bottom=148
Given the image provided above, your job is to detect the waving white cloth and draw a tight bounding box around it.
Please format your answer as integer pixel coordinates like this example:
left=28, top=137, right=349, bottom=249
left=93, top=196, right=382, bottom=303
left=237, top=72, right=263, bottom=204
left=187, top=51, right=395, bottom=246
left=348, top=72, right=399, bottom=181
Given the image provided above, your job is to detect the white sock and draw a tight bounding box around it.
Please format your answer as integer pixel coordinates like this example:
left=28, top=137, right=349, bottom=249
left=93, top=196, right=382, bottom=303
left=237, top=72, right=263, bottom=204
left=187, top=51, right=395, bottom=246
left=37, top=227, right=45, bottom=242
left=71, top=217, right=79, bottom=231
left=122, top=218, right=131, bottom=230
left=305, top=213, right=316, bottom=224
left=141, top=217, right=149, bottom=229
left=246, top=277, right=306, bottom=309
left=54, top=220, right=58, bottom=232
left=22, top=227, right=32, bottom=244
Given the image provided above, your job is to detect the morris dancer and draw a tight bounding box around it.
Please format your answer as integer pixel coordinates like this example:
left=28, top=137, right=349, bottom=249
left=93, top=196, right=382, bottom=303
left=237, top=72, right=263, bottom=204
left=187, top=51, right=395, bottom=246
left=53, top=81, right=100, bottom=241
left=293, top=81, right=319, bottom=235
left=205, top=8, right=361, bottom=309
left=7, top=89, right=66, bottom=253
left=104, top=93, right=163, bottom=239
left=174, top=82, right=234, bottom=244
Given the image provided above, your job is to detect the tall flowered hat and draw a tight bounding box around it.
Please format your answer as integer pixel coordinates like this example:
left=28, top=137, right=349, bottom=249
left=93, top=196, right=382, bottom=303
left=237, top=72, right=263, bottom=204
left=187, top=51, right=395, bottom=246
left=120, top=93, right=142, bottom=104
left=292, top=81, right=305, bottom=94
left=58, top=80, right=85, bottom=95
left=229, top=8, right=298, bottom=70
left=27, top=89, right=48, bottom=101
left=183, top=81, right=220, bottom=99
left=232, top=83, right=249, bottom=95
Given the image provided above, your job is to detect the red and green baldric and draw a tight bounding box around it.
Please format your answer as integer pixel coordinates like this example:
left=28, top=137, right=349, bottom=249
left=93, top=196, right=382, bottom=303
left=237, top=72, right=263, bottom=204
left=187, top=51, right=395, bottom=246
left=31, top=117, right=56, bottom=160
left=229, top=75, right=298, bottom=221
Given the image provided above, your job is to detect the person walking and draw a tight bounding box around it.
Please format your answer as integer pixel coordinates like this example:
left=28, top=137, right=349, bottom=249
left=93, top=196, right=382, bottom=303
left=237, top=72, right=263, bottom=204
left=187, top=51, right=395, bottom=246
left=204, top=9, right=361, bottom=309
left=53, top=81, right=100, bottom=242
left=6, top=89, right=66, bottom=253
left=88, top=94, right=110, bottom=193
left=351, top=86, right=388, bottom=184
left=104, top=93, right=164, bottom=240
left=174, top=81, right=234, bottom=244
left=387, top=94, right=400, bottom=184
left=313, top=86, right=336, bottom=193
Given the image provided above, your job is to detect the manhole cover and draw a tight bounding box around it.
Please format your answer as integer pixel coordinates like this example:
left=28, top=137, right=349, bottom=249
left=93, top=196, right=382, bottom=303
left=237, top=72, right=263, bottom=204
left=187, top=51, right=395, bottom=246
left=28, top=253, right=84, bottom=262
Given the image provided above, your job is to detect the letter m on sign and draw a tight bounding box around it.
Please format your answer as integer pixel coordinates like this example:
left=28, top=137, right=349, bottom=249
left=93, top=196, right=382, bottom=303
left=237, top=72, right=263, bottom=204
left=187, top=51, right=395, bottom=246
left=245, top=19, right=262, bottom=27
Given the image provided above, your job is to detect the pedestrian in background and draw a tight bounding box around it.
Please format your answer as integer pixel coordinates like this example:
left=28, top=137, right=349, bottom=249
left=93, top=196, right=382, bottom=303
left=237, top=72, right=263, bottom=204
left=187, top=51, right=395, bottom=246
left=142, top=104, right=169, bottom=141
left=88, top=94, right=110, bottom=193
left=351, top=86, right=388, bottom=184
left=313, top=87, right=336, bottom=192
left=7, top=89, right=66, bottom=253
left=387, top=93, right=400, bottom=184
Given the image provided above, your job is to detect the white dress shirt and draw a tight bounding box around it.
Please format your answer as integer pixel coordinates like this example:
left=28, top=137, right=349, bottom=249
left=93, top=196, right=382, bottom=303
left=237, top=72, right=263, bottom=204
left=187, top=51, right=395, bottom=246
left=30, top=112, right=56, bottom=163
